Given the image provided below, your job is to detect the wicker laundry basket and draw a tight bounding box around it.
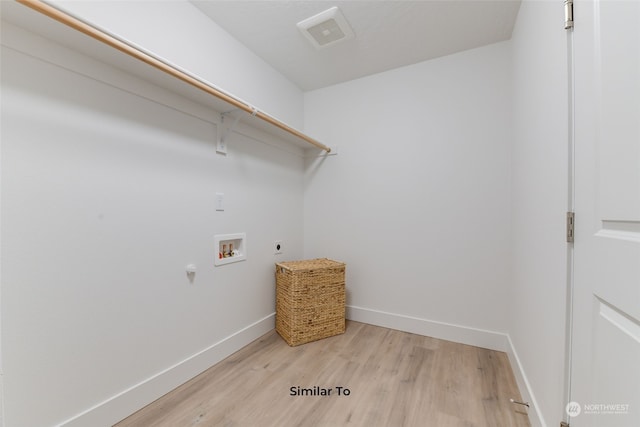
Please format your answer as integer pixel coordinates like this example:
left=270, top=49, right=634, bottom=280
left=275, top=258, right=346, bottom=346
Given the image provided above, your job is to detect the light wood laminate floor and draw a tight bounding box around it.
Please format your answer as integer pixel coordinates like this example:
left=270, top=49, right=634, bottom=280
left=116, top=321, right=531, bottom=427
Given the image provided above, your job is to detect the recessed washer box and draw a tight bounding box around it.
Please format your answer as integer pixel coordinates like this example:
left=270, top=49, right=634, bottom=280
left=214, top=233, right=246, bottom=266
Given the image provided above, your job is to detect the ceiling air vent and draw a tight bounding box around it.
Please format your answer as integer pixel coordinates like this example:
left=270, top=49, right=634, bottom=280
left=297, top=6, right=354, bottom=50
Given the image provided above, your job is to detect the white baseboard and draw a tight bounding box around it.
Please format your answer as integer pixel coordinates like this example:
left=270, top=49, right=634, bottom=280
left=346, top=305, right=509, bottom=351
left=504, top=335, right=547, bottom=427
left=60, top=313, right=275, bottom=427
left=347, top=305, right=546, bottom=427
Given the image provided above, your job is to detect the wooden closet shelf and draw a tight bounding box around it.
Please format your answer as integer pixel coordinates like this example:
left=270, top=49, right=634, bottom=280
left=14, top=0, right=331, bottom=153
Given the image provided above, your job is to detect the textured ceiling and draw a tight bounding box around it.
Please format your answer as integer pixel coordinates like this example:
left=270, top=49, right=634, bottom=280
left=191, top=1, right=521, bottom=91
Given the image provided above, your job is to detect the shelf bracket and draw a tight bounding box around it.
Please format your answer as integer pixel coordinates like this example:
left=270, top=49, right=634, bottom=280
left=217, top=110, right=243, bottom=154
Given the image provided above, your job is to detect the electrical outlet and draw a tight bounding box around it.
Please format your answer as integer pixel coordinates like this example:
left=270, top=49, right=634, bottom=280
left=215, top=193, right=224, bottom=211
left=274, top=240, right=283, bottom=254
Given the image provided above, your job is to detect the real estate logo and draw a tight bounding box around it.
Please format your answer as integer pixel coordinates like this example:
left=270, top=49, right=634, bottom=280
left=566, top=401, right=630, bottom=417
left=566, top=401, right=582, bottom=417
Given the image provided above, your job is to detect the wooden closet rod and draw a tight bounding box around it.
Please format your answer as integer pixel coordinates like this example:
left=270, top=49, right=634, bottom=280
left=17, top=0, right=331, bottom=153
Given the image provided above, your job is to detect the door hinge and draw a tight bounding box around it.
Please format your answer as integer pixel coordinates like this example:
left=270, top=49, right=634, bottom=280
left=566, top=211, right=575, bottom=243
left=565, top=0, right=574, bottom=29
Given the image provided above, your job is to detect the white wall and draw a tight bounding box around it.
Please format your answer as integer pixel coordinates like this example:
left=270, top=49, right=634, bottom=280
left=509, top=1, right=569, bottom=426
left=1, top=17, right=304, bottom=427
left=52, top=0, right=305, bottom=129
left=303, top=42, right=513, bottom=345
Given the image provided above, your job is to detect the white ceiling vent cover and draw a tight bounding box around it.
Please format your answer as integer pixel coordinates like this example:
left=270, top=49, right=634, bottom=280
left=297, top=6, right=354, bottom=50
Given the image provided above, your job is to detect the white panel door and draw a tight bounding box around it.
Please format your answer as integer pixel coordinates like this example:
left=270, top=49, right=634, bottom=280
left=571, top=0, right=640, bottom=426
